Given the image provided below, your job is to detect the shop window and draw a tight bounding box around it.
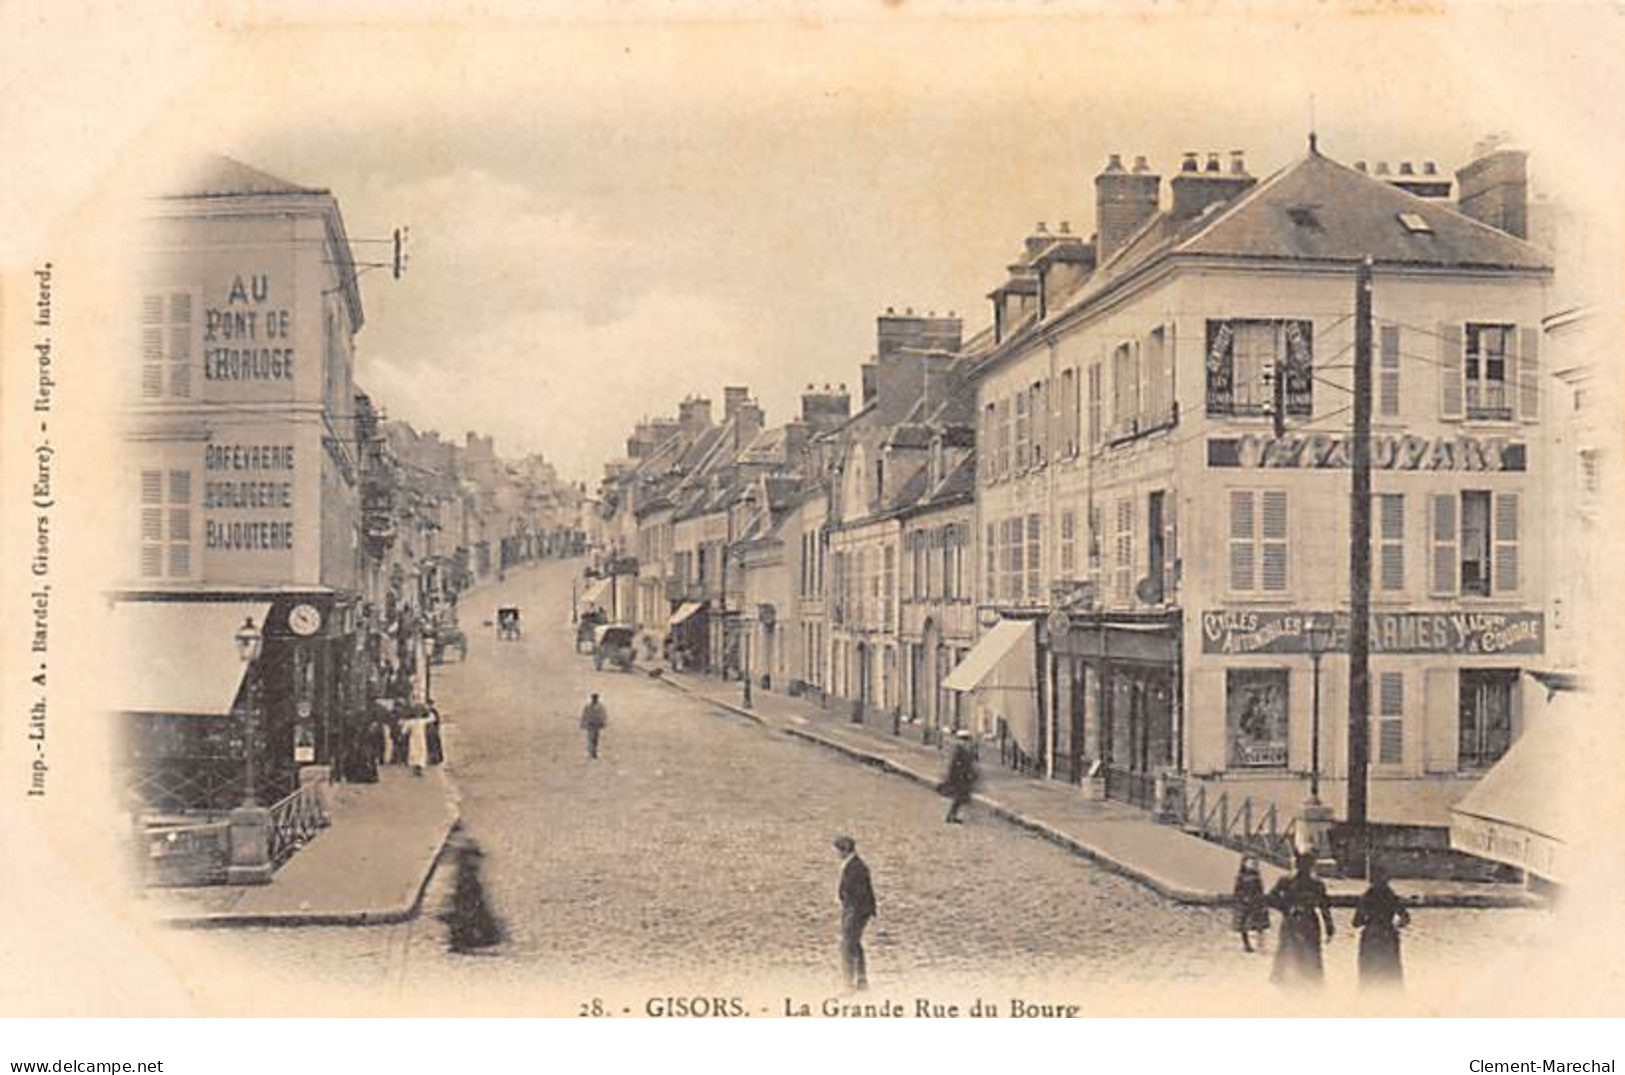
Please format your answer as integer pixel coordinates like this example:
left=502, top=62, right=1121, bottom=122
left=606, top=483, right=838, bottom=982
left=1459, top=668, right=1517, bottom=769
left=1378, top=671, right=1404, bottom=764
left=139, top=467, right=194, bottom=580
left=1206, top=319, right=1313, bottom=418
left=1227, top=668, right=1289, bottom=769
left=139, top=290, right=197, bottom=401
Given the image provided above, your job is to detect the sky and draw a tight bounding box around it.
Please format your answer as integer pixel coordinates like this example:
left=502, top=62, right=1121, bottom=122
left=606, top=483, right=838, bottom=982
left=47, top=6, right=1621, bottom=483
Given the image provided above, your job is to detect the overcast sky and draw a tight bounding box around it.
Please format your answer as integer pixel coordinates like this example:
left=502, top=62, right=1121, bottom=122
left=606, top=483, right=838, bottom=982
left=133, top=9, right=1624, bottom=483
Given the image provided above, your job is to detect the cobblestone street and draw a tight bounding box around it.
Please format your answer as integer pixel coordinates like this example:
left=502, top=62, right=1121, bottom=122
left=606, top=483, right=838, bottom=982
left=174, top=561, right=1554, bottom=1013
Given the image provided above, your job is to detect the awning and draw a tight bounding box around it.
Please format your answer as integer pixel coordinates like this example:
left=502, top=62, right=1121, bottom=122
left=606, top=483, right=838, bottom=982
left=580, top=577, right=611, bottom=607
left=1449, top=689, right=1596, bottom=883
left=669, top=601, right=706, bottom=628
left=114, top=601, right=272, bottom=716
left=943, top=618, right=1035, bottom=693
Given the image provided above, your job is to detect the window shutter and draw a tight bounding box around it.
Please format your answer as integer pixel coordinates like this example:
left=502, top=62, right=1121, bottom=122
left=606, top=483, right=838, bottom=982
left=1260, top=490, right=1288, bottom=592
left=1494, top=492, right=1519, bottom=593
left=1423, top=668, right=1459, bottom=773
left=1164, top=494, right=1179, bottom=595
left=1378, top=671, right=1405, bottom=765
left=1380, top=494, right=1405, bottom=592
left=1518, top=326, right=1540, bottom=421
left=1229, top=490, right=1255, bottom=591
left=1439, top=322, right=1464, bottom=420
left=1430, top=494, right=1458, bottom=595
left=1379, top=324, right=1401, bottom=418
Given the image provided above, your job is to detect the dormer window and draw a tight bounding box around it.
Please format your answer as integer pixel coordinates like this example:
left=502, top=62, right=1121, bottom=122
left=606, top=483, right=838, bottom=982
left=1286, top=206, right=1321, bottom=230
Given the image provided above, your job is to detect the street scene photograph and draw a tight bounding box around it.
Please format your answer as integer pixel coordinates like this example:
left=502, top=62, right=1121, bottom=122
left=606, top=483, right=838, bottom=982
left=4, top=4, right=1624, bottom=1026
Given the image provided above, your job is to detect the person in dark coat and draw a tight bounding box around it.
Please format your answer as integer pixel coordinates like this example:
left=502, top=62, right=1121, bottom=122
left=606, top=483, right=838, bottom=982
left=426, top=703, right=445, bottom=765
left=438, top=833, right=504, bottom=954
left=1353, top=863, right=1411, bottom=988
left=579, top=693, right=608, bottom=760
left=1232, top=854, right=1270, bottom=953
left=939, top=733, right=979, bottom=824
left=1267, top=852, right=1335, bottom=987
left=834, top=835, right=876, bottom=991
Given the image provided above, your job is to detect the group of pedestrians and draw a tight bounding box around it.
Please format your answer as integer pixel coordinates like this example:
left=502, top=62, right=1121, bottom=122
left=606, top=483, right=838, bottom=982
left=1234, top=852, right=1412, bottom=990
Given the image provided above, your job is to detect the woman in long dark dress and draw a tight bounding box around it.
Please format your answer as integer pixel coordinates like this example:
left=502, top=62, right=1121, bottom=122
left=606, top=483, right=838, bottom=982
left=1353, top=864, right=1411, bottom=988
left=939, top=734, right=980, bottom=824
left=438, top=833, right=505, bottom=954
left=1267, top=852, right=1335, bottom=987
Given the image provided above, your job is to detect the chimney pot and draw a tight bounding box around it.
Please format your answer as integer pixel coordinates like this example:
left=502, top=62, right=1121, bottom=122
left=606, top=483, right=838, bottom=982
left=1036, top=221, right=1048, bottom=233
left=905, top=306, right=914, bottom=315
left=1058, top=221, right=1070, bottom=234
left=928, top=309, right=935, bottom=317
left=1132, top=155, right=1151, bottom=174
left=1400, top=160, right=1415, bottom=176
left=838, top=383, right=846, bottom=391
left=1423, top=160, right=1438, bottom=175
left=1181, top=152, right=1199, bottom=172
left=1104, top=153, right=1125, bottom=172
left=1355, top=160, right=1368, bottom=173
left=1376, top=161, right=1390, bottom=176
left=1205, top=153, right=1221, bottom=173
left=1230, top=150, right=1246, bottom=175
left=948, top=309, right=956, bottom=317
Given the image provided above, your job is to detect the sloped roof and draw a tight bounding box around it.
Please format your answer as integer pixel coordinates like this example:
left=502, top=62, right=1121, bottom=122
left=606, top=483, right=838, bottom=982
left=884, top=466, right=932, bottom=514
left=1179, top=151, right=1552, bottom=271
left=168, top=155, right=325, bottom=199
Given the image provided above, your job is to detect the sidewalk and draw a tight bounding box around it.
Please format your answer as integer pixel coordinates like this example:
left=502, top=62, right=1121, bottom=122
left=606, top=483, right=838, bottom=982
left=653, top=668, right=1538, bottom=910
left=158, top=764, right=461, bottom=928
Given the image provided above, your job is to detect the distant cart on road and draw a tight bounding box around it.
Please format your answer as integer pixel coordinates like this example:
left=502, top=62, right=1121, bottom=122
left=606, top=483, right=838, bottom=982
left=593, top=624, right=636, bottom=672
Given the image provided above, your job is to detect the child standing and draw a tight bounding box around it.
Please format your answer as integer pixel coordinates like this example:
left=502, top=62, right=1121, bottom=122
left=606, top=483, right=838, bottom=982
left=1233, top=855, right=1270, bottom=953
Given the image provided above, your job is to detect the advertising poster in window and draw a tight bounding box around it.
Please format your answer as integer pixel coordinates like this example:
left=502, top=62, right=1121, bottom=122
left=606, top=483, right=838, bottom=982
left=1226, top=668, right=1289, bottom=769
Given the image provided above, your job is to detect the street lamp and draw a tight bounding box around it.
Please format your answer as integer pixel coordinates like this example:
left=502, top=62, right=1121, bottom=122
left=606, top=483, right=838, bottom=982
left=1299, top=611, right=1336, bottom=862
left=234, top=616, right=264, bottom=806
left=1304, top=612, right=1334, bottom=801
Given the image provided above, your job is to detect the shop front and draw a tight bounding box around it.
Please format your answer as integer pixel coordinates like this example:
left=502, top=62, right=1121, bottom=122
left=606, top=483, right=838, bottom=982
left=118, top=590, right=361, bottom=815
left=1051, top=611, right=1181, bottom=806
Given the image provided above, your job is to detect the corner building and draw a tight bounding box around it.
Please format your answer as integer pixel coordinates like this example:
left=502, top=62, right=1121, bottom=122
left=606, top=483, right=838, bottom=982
left=967, top=144, right=1552, bottom=850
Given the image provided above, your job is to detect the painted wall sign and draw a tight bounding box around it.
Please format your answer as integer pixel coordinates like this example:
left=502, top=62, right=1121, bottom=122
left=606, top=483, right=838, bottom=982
left=204, top=274, right=295, bottom=383
left=1207, top=433, right=1526, bottom=472
left=1200, top=609, right=1544, bottom=656
left=204, top=441, right=296, bottom=553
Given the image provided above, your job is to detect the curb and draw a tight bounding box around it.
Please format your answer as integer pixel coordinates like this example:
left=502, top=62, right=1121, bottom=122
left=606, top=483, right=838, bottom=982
left=668, top=675, right=1539, bottom=912
left=164, top=768, right=464, bottom=930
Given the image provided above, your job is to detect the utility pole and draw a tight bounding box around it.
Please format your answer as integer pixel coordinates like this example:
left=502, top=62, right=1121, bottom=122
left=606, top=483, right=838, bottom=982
left=1345, top=257, right=1374, bottom=879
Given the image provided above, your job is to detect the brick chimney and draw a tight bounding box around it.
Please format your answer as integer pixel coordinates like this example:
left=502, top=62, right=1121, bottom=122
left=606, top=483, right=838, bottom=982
left=1456, top=147, right=1528, bottom=239
left=801, top=383, right=852, bottom=431
left=1170, top=150, right=1256, bottom=221
left=877, top=307, right=963, bottom=359
left=1095, top=153, right=1160, bottom=264
left=1387, top=160, right=1452, bottom=200
left=678, top=396, right=712, bottom=437
left=723, top=385, right=751, bottom=421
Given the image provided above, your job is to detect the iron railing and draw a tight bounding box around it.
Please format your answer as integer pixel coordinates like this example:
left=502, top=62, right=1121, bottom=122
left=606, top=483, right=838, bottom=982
left=1170, top=782, right=1297, bottom=866
left=268, top=778, right=329, bottom=867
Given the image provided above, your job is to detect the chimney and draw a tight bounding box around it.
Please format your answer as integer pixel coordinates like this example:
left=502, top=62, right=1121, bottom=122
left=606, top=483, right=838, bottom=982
left=1170, top=149, right=1256, bottom=221
left=877, top=308, right=964, bottom=359
left=922, top=353, right=959, bottom=415
left=732, top=401, right=765, bottom=450
left=1095, top=153, right=1161, bottom=264
left=861, top=363, right=878, bottom=408
left=1455, top=146, right=1528, bottom=238
left=678, top=396, right=712, bottom=436
left=1024, top=222, right=1053, bottom=261
left=1386, top=158, right=1452, bottom=200
left=724, top=385, right=750, bottom=421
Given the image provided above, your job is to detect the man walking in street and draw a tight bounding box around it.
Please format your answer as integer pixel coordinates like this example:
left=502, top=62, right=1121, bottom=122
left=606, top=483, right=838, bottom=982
left=833, top=835, right=876, bottom=992
left=579, top=692, right=608, bottom=760
left=939, top=730, right=979, bottom=824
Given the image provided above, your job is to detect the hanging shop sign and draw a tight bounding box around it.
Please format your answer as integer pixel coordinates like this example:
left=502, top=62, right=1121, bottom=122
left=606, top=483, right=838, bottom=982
left=1200, top=609, right=1544, bottom=656
left=1206, top=433, right=1526, bottom=472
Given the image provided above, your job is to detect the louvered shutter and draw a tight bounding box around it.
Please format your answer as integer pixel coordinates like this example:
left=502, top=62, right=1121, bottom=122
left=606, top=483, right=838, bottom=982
left=1379, top=324, right=1401, bottom=418
left=1260, top=490, right=1289, bottom=593
left=1518, top=326, right=1540, bottom=421
left=1493, top=492, right=1519, bottom=594
left=1439, top=322, right=1464, bottom=420
left=168, top=292, right=193, bottom=398
left=1380, top=494, right=1405, bottom=592
left=1430, top=494, right=1458, bottom=595
left=1229, top=490, right=1255, bottom=592
left=140, top=469, right=164, bottom=577
left=1423, top=668, right=1459, bottom=773
left=1164, top=494, right=1179, bottom=597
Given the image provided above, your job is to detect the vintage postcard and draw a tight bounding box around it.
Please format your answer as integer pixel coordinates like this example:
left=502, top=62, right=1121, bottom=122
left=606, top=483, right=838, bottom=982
left=2, top=0, right=1623, bottom=1022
